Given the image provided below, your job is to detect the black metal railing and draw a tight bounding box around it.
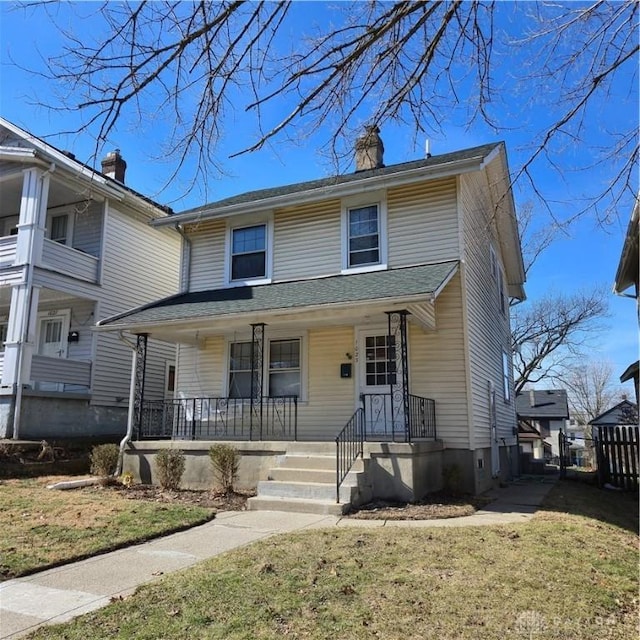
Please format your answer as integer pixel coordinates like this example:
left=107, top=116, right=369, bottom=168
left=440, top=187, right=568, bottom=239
left=138, top=396, right=298, bottom=441
left=335, top=407, right=364, bottom=503
left=360, top=393, right=436, bottom=442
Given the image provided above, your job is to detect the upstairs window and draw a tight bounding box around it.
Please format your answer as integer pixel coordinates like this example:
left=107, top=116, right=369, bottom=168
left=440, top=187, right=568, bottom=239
left=342, top=193, right=387, bottom=273
left=50, top=214, right=70, bottom=244
left=231, top=224, right=266, bottom=281
left=348, top=205, right=380, bottom=267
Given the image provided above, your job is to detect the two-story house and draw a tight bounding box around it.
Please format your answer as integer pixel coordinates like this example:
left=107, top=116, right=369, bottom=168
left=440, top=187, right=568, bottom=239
left=98, top=128, right=526, bottom=511
left=0, top=118, right=180, bottom=440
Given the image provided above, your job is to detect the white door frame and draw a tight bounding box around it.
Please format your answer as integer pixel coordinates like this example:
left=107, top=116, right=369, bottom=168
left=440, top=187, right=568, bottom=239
left=36, top=309, right=71, bottom=359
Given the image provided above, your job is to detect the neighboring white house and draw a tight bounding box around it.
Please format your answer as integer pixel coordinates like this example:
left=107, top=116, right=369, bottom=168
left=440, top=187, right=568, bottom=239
left=0, top=118, right=181, bottom=439
left=98, top=127, right=526, bottom=505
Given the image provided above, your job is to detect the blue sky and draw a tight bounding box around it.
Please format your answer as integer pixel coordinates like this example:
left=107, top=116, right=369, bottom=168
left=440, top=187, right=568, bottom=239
left=0, top=2, right=637, bottom=396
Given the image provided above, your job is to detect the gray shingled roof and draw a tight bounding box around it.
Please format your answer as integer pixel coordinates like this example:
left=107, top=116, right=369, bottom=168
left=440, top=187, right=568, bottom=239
left=515, top=390, right=569, bottom=419
left=98, top=261, right=458, bottom=329
left=163, top=142, right=501, bottom=221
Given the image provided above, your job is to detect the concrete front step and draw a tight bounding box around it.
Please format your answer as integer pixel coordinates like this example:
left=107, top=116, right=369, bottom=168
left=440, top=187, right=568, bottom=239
left=246, top=495, right=348, bottom=516
left=257, top=479, right=357, bottom=503
left=279, top=455, right=336, bottom=471
left=269, top=468, right=335, bottom=483
left=284, top=442, right=337, bottom=455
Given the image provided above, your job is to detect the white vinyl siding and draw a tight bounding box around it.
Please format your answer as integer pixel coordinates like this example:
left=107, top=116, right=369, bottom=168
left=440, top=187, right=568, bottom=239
left=91, top=207, right=180, bottom=406
left=273, top=200, right=341, bottom=281
left=187, top=219, right=226, bottom=291
left=176, top=338, right=225, bottom=397
left=459, top=171, right=517, bottom=448
left=387, top=177, right=459, bottom=267
left=71, top=201, right=103, bottom=257
left=408, top=272, right=470, bottom=448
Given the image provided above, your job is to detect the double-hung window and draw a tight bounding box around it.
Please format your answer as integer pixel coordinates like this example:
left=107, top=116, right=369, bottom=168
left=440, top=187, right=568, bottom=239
left=228, top=338, right=301, bottom=399
left=342, top=193, right=387, bottom=272
left=268, top=339, right=300, bottom=397
left=231, top=224, right=266, bottom=281
left=348, top=205, right=380, bottom=267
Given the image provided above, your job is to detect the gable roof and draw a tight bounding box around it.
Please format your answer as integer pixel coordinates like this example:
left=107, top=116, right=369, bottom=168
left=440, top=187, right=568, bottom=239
left=97, top=260, right=458, bottom=330
left=590, top=399, right=639, bottom=426
left=0, top=117, right=172, bottom=218
left=152, top=142, right=502, bottom=227
left=515, top=389, right=569, bottom=420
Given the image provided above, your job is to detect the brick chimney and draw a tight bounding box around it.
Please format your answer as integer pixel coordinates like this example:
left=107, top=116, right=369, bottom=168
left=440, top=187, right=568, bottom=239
left=101, top=149, right=127, bottom=183
left=355, top=125, right=384, bottom=171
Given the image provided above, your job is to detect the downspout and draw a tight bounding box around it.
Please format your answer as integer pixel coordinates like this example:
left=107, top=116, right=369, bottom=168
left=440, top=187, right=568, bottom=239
left=13, top=162, right=56, bottom=440
left=175, top=224, right=191, bottom=292
left=115, top=331, right=138, bottom=476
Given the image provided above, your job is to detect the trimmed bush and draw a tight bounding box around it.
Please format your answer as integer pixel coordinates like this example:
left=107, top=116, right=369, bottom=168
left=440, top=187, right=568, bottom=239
left=209, top=444, right=240, bottom=494
left=90, top=444, right=119, bottom=478
left=156, top=449, right=185, bottom=491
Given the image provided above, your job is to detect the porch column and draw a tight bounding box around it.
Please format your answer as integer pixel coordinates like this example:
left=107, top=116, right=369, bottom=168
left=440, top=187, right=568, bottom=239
left=249, top=323, right=265, bottom=440
left=132, top=333, right=149, bottom=438
left=386, top=310, right=410, bottom=442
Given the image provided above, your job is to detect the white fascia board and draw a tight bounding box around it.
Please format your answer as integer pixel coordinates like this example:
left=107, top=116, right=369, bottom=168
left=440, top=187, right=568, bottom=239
left=151, top=155, right=488, bottom=228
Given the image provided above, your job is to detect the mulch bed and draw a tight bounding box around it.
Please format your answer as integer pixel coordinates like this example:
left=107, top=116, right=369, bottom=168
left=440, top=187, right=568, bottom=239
left=106, top=483, right=253, bottom=511
left=348, top=492, right=493, bottom=520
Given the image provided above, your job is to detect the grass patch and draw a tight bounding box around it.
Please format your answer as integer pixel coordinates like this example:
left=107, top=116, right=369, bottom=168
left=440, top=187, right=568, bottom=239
left=0, top=477, right=214, bottom=580
left=26, top=480, right=638, bottom=639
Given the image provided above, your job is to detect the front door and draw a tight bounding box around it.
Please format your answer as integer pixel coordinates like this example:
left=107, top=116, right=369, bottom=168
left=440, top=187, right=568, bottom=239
left=357, top=329, right=404, bottom=438
left=36, top=311, right=70, bottom=391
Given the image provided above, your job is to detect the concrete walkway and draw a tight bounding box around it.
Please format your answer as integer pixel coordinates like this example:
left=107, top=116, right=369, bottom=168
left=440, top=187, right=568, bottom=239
left=0, top=475, right=557, bottom=639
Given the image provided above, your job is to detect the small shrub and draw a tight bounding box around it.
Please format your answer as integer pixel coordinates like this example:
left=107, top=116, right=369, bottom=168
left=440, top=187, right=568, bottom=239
left=90, top=444, right=119, bottom=478
left=209, top=444, right=240, bottom=494
left=156, top=449, right=185, bottom=491
left=120, top=471, right=134, bottom=488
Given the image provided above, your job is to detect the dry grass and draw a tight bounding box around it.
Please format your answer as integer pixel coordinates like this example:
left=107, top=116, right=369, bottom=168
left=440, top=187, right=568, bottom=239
left=26, top=480, right=639, bottom=640
left=0, top=476, right=214, bottom=580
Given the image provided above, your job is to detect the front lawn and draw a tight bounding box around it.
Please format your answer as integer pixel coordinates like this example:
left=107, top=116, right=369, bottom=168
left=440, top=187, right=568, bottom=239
left=0, top=477, right=214, bottom=580
left=26, top=480, right=639, bottom=640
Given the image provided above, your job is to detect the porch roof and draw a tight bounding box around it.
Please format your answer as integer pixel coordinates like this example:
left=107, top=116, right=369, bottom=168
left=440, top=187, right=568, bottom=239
left=97, top=261, right=458, bottom=331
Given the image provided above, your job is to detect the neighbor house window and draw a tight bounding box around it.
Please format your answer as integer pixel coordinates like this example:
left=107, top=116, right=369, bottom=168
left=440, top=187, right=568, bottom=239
left=502, top=350, right=511, bottom=403
left=230, top=224, right=266, bottom=281
left=228, top=341, right=253, bottom=398
left=0, top=323, right=7, bottom=351
left=497, top=267, right=507, bottom=316
left=268, top=339, right=300, bottom=397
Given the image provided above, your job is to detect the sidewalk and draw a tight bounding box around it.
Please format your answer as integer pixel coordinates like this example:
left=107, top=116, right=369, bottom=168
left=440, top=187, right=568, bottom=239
left=0, top=475, right=557, bottom=639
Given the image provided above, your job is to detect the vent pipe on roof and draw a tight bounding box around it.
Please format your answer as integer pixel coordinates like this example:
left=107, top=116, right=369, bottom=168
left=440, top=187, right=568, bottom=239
left=355, top=125, right=384, bottom=172
left=529, top=389, right=536, bottom=407
left=101, top=149, right=127, bottom=183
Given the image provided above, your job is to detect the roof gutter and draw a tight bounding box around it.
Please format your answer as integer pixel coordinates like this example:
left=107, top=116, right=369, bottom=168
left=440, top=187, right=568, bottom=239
left=150, top=155, right=487, bottom=228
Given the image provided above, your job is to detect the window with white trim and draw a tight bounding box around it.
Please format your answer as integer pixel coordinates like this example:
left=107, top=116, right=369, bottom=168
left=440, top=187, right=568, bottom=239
left=228, top=341, right=253, bottom=398
left=502, top=350, right=511, bottom=403
left=342, top=194, right=387, bottom=272
left=497, top=267, right=507, bottom=315
left=231, top=224, right=266, bottom=281
left=228, top=337, right=302, bottom=399
left=268, top=339, right=300, bottom=397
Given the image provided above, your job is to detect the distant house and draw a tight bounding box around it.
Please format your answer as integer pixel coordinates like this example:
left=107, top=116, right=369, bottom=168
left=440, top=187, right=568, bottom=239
left=590, top=400, right=639, bottom=430
left=516, top=389, right=570, bottom=468
left=614, top=199, right=639, bottom=403
left=98, top=128, right=526, bottom=511
left=0, top=118, right=181, bottom=440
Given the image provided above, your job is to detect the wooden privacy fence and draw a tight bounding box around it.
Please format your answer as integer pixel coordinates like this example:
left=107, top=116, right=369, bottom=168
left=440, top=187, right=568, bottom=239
left=595, top=426, right=639, bottom=491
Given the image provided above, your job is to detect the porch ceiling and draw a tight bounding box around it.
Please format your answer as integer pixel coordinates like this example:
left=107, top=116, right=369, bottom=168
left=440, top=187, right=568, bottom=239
left=97, top=261, right=458, bottom=341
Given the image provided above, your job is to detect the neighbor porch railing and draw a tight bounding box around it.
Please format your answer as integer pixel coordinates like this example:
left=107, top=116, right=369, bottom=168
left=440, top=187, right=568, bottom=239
left=139, top=396, right=298, bottom=441
left=360, top=393, right=436, bottom=442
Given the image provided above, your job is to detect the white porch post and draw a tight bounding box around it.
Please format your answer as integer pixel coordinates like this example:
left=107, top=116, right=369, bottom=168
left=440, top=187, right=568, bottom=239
left=3, top=167, right=51, bottom=438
